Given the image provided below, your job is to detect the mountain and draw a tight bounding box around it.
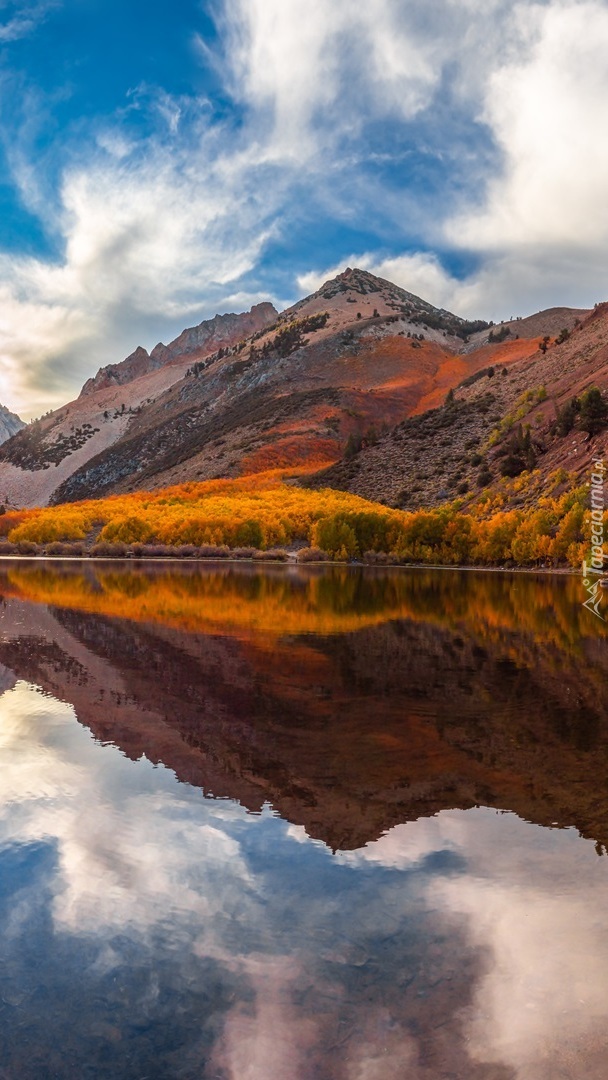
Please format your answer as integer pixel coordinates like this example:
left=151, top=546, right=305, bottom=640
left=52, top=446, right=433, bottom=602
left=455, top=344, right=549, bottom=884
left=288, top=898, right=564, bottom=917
left=0, top=403, right=24, bottom=447
left=48, top=268, right=499, bottom=504
left=0, top=267, right=595, bottom=508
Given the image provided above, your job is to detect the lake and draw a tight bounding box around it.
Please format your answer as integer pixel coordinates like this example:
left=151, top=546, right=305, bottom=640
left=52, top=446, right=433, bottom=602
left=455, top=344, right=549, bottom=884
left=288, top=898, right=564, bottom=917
left=0, top=560, right=607, bottom=1079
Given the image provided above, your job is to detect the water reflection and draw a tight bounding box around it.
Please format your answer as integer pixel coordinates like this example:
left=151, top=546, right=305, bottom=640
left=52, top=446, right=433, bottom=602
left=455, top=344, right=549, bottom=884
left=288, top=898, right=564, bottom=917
left=1, top=562, right=607, bottom=848
left=0, top=562, right=607, bottom=1077
left=1, top=558, right=606, bottom=647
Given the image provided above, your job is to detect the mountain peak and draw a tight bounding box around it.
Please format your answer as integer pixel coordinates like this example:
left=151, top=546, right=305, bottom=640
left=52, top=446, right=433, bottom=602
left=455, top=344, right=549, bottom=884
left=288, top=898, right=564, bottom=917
left=286, top=266, right=484, bottom=343
left=299, top=265, right=435, bottom=311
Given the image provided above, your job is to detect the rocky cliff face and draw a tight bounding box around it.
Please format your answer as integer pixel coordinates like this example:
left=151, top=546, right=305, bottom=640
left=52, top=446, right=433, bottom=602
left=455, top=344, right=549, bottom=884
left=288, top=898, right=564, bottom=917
left=0, top=404, right=24, bottom=446
left=79, top=302, right=278, bottom=397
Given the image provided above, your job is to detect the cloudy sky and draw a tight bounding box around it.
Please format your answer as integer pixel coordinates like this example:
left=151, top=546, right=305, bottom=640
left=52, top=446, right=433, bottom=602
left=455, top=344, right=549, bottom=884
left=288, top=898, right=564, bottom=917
left=1, top=0, right=608, bottom=418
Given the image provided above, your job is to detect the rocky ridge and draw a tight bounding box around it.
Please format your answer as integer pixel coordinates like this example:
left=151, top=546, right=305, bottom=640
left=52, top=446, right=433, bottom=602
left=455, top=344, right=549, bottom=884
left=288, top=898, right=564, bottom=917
left=79, top=302, right=278, bottom=396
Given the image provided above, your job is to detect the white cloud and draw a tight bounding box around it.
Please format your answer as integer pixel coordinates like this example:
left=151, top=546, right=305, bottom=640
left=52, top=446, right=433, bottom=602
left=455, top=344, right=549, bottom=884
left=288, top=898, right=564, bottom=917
left=263, top=0, right=608, bottom=322
left=208, top=955, right=321, bottom=1080
left=450, top=1, right=608, bottom=250
left=341, top=807, right=608, bottom=1078
left=0, top=677, right=424, bottom=1077
left=0, top=0, right=607, bottom=419
left=297, top=1, right=608, bottom=318
left=0, top=123, right=279, bottom=418
left=337, top=813, right=465, bottom=870
left=0, top=681, right=254, bottom=936
left=0, top=1, right=56, bottom=43
left=434, top=811, right=608, bottom=1078
left=455, top=880, right=608, bottom=1074
left=216, top=0, right=445, bottom=161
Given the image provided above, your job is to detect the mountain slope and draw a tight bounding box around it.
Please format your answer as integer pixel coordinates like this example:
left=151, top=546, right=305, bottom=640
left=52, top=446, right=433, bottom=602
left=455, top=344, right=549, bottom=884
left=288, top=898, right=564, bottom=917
left=308, top=303, right=608, bottom=510
left=0, top=268, right=489, bottom=506
left=48, top=270, right=497, bottom=503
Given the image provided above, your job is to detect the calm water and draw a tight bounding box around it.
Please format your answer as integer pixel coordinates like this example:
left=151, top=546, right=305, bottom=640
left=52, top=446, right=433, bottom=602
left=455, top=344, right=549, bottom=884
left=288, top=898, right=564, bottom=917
left=0, top=561, right=607, bottom=1079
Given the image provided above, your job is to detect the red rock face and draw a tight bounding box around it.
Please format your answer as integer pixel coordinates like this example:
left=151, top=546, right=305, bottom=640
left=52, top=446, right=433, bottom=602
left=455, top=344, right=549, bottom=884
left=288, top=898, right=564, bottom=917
left=311, top=299, right=608, bottom=510
left=79, top=302, right=278, bottom=397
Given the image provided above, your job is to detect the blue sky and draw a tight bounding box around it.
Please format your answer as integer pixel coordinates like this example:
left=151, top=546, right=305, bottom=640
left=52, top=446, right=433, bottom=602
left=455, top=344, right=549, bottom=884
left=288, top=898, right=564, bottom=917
left=1, top=0, right=608, bottom=417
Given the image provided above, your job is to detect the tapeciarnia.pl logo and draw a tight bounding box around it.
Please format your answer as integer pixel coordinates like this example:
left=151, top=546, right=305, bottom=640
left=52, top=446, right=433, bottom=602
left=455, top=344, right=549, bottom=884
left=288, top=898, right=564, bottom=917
left=582, top=459, right=606, bottom=621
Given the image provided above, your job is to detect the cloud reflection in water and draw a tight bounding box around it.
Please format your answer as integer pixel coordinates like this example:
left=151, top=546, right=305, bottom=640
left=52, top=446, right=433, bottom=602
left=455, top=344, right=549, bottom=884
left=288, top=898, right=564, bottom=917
left=0, top=676, right=607, bottom=1078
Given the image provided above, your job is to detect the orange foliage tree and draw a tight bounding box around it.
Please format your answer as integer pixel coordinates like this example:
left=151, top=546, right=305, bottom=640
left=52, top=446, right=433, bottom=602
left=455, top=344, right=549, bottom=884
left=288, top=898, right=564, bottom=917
left=2, top=469, right=602, bottom=569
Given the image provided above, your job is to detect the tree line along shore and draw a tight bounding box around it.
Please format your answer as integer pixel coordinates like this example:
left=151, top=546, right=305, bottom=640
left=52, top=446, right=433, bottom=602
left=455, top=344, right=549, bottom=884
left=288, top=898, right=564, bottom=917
left=0, top=468, right=602, bottom=569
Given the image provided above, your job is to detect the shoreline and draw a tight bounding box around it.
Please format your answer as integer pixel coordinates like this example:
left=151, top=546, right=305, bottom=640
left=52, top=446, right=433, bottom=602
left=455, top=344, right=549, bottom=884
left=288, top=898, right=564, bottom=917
left=0, top=554, right=582, bottom=577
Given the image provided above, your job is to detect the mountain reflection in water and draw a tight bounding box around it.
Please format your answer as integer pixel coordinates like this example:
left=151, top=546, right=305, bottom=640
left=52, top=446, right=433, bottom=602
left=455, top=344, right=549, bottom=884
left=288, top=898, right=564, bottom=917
left=0, top=560, right=607, bottom=1079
